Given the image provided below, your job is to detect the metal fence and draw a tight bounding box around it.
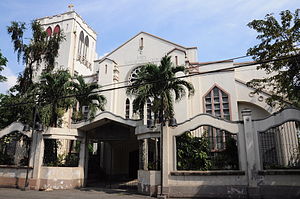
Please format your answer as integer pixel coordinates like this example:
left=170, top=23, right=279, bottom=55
left=43, top=139, right=81, bottom=167
left=0, top=131, right=31, bottom=166
left=176, top=125, right=239, bottom=170
left=259, top=121, right=300, bottom=169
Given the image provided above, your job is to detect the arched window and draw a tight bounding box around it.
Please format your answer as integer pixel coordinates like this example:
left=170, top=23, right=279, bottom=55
left=204, top=86, right=230, bottom=120
left=125, top=98, right=130, bottom=119
left=105, top=65, right=108, bottom=74
left=84, top=36, right=89, bottom=59
left=139, top=37, right=144, bottom=50
left=46, top=27, right=52, bottom=37
left=128, top=67, right=141, bottom=83
left=53, top=25, right=60, bottom=34
left=146, top=99, right=152, bottom=120
left=78, top=31, right=84, bottom=57
left=175, top=56, right=178, bottom=65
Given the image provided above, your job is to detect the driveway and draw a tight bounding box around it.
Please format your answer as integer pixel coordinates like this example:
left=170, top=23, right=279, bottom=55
left=0, top=188, right=152, bottom=199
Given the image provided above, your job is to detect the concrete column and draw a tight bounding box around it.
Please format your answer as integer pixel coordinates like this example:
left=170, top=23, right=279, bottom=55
left=79, top=137, right=86, bottom=168
left=242, top=109, right=260, bottom=198
left=31, top=132, right=44, bottom=190
left=161, top=125, right=169, bottom=195
left=83, top=137, right=89, bottom=187
left=79, top=135, right=86, bottom=186
left=143, top=139, right=149, bottom=170
left=143, top=104, right=147, bottom=125
left=138, top=140, right=143, bottom=170
left=238, top=122, right=247, bottom=171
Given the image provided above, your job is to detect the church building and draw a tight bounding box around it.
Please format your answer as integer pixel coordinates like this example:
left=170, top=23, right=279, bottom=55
left=1, top=10, right=299, bottom=199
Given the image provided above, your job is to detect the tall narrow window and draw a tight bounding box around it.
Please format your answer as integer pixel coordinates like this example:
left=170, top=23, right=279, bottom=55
left=146, top=99, right=152, bottom=121
left=105, top=65, right=108, bottom=74
left=78, top=31, right=84, bottom=57
left=125, top=98, right=130, bottom=119
left=53, top=25, right=60, bottom=34
left=204, top=86, right=230, bottom=120
left=46, top=27, right=52, bottom=37
left=139, top=37, right=144, bottom=50
left=84, top=36, right=89, bottom=59
left=175, top=56, right=178, bottom=65
left=204, top=86, right=231, bottom=151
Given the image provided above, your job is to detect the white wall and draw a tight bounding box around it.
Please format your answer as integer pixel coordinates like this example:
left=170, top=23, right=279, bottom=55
left=238, top=101, right=270, bottom=120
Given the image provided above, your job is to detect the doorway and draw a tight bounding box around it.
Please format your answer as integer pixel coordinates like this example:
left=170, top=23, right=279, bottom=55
left=85, top=121, right=139, bottom=189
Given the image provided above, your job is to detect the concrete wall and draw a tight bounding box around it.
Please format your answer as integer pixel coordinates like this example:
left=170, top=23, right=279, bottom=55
left=0, top=167, right=33, bottom=189
left=238, top=101, right=270, bottom=120
left=137, top=170, right=160, bottom=196
left=39, top=167, right=84, bottom=190
left=136, top=108, right=300, bottom=198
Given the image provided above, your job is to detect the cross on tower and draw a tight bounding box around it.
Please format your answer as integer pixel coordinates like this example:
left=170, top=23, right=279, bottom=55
left=68, top=4, right=74, bottom=11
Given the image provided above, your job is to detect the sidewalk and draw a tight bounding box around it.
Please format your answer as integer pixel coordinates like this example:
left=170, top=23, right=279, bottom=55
left=0, top=188, right=152, bottom=199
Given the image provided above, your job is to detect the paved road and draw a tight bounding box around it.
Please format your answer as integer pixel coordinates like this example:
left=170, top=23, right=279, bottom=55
left=0, top=188, right=153, bottom=199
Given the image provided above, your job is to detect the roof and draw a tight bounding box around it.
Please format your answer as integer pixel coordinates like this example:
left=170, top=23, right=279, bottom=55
left=96, top=57, right=117, bottom=65
left=95, top=31, right=196, bottom=62
left=190, top=59, right=233, bottom=66
left=233, top=61, right=257, bottom=65
left=167, top=48, right=187, bottom=55
left=235, top=78, right=272, bottom=96
left=36, top=11, right=97, bottom=35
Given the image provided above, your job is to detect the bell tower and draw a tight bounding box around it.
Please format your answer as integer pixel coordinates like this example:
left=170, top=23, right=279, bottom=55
left=36, top=8, right=98, bottom=77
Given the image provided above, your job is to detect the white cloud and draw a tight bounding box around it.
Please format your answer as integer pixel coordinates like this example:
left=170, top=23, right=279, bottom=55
left=0, top=67, right=17, bottom=94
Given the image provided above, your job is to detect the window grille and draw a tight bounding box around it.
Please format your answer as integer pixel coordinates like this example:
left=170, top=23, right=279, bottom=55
left=177, top=126, right=239, bottom=170
left=259, top=121, right=300, bottom=169
left=0, top=132, right=31, bottom=166
left=205, top=86, right=230, bottom=120
left=43, top=139, right=81, bottom=167
left=125, top=98, right=130, bottom=119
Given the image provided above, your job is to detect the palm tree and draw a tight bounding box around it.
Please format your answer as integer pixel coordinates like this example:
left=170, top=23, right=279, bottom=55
left=127, top=55, right=194, bottom=123
left=72, top=75, right=106, bottom=121
left=127, top=55, right=194, bottom=193
left=38, top=70, right=74, bottom=127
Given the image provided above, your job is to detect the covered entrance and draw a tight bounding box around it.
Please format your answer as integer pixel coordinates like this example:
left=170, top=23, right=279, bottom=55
left=76, top=112, right=141, bottom=189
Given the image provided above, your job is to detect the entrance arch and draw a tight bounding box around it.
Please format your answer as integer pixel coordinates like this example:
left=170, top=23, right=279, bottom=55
left=75, top=112, right=141, bottom=188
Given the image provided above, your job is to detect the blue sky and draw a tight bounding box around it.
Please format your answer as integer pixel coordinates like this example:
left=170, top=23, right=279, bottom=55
left=0, top=0, right=298, bottom=93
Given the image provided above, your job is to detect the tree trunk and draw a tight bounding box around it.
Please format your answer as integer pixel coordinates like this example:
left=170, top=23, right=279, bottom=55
left=51, top=102, right=57, bottom=127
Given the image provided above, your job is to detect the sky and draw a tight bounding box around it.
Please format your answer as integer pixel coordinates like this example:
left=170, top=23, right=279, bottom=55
left=0, top=0, right=299, bottom=93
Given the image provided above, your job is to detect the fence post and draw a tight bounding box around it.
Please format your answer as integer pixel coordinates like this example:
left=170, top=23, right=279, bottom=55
left=79, top=133, right=86, bottom=187
left=158, top=125, right=170, bottom=197
left=31, top=131, right=44, bottom=190
left=241, top=109, right=260, bottom=198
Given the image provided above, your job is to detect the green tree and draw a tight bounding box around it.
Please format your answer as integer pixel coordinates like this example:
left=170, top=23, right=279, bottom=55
left=0, top=92, right=35, bottom=129
left=0, top=50, right=7, bottom=82
left=7, top=21, right=64, bottom=94
left=247, top=9, right=300, bottom=107
left=38, top=70, right=74, bottom=127
left=127, top=55, right=194, bottom=122
left=0, top=20, right=65, bottom=129
left=176, top=132, right=211, bottom=170
left=71, top=75, right=106, bottom=121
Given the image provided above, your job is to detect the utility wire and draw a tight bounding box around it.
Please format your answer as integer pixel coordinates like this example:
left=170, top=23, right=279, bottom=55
left=1, top=54, right=299, bottom=107
left=108, top=54, right=251, bottom=68
left=99, top=55, right=251, bottom=88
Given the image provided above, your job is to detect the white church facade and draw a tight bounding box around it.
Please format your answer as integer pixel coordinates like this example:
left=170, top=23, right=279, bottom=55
left=37, top=11, right=273, bottom=123
left=1, top=11, right=300, bottom=199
